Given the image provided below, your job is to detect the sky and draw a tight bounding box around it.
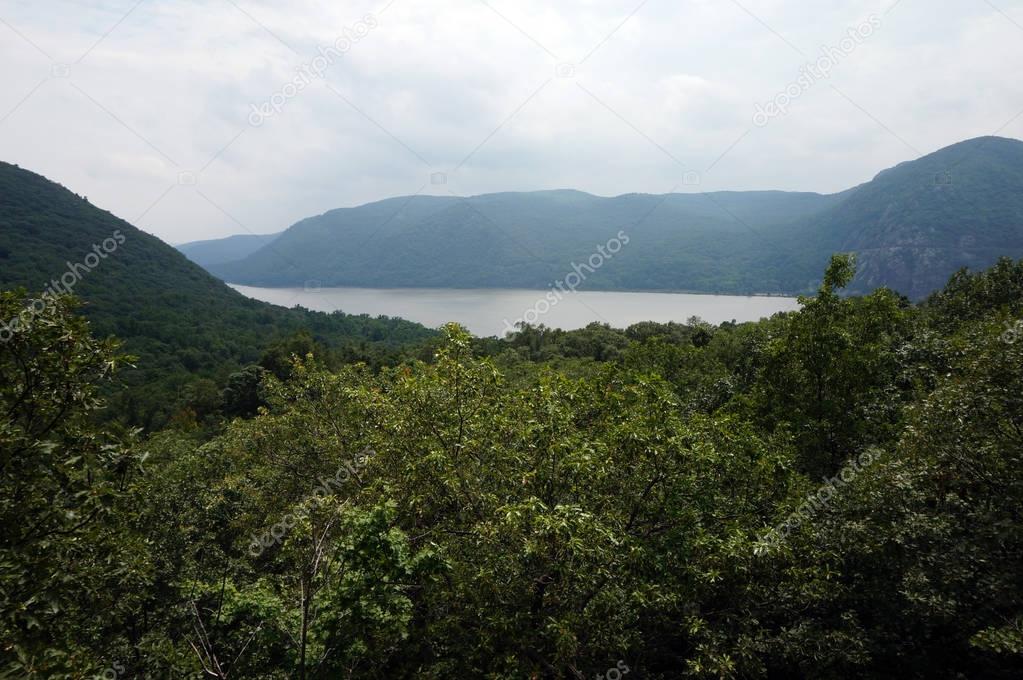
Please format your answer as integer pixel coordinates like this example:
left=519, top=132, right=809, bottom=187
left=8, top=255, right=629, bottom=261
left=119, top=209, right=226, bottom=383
left=1, top=0, right=1022, bottom=244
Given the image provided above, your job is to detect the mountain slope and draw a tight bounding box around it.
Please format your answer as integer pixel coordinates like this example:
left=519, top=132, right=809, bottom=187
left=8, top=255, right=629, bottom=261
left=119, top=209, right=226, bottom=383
left=201, top=136, right=1023, bottom=299
left=798, top=136, right=1023, bottom=298
left=177, top=232, right=281, bottom=267
left=210, top=189, right=841, bottom=294
left=0, top=161, right=435, bottom=425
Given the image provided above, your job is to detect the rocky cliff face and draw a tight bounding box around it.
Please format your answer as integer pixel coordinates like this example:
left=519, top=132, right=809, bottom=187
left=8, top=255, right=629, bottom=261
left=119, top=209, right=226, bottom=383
left=800, top=137, right=1023, bottom=298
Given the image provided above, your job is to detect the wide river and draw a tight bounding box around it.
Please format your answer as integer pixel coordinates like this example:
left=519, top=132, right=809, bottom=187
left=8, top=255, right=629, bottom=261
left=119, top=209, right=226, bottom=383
left=231, top=285, right=800, bottom=337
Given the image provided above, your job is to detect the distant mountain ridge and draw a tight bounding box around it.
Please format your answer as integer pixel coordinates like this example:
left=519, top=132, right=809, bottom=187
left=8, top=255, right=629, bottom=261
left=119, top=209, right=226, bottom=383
left=190, top=136, right=1023, bottom=299
left=177, top=232, right=281, bottom=267
left=206, top=189, right=845, bottom=294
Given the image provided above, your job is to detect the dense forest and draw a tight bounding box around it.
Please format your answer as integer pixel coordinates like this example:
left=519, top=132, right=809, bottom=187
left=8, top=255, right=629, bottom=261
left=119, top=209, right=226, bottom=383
left=3, top=254, right=1021, bottom=678
left=0, top=161, right=437, bottom=430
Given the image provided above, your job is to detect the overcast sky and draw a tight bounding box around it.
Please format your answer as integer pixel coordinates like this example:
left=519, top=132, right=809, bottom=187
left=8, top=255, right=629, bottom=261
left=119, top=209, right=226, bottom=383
left=1, top=0, right=1022, bottom=244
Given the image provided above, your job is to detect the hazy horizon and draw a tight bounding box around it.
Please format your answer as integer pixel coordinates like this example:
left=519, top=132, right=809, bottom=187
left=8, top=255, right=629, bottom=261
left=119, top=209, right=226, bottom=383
left=2, top=0, right=1022, bottom=243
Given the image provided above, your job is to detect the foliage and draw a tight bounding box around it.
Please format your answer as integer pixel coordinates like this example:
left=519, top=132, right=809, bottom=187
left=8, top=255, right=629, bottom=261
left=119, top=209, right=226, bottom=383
left=3, top=254, right=1023, bottom=677
left=0, top=161, right=436, bottom=430
left=0, top=292, right=146, bottom=678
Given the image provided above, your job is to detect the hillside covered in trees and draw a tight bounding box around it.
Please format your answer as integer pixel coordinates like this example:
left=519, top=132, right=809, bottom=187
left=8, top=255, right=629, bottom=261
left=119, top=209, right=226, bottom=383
left=0, top=161, right=435, bottom=428
left=188, top=137, right=1023, bottom=300
left=3, top=254, right=1022, bottom=678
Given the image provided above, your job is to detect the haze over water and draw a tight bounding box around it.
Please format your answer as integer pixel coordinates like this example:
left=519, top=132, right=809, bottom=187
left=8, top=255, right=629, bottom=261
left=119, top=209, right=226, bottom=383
left=231, top=285, right=801, bottom=337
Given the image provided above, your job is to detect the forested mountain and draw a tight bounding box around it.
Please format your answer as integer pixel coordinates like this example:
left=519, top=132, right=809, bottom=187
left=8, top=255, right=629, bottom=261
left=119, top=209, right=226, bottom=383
left=3, top=152, right=1023, bottom=680
left=0, top=162, right=434, bottom=426
left=800, top=136, right=1023, bottom=297
left=6, top=0, right=1023, bottom=673
left=176, top=232, right=281, bottom=267
left=207, top=189, right=843, bottom=294
left=199, top=136, right=1023, bottom=299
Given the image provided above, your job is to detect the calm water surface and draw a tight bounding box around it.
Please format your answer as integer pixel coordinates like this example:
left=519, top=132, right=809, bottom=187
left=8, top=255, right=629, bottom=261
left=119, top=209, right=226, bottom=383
left=231, top=285, right=800, bottom=337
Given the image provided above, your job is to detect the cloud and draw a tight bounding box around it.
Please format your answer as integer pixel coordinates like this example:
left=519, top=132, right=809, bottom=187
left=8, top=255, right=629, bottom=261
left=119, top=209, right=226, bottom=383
left=1, top=0, right=1022, bottom=243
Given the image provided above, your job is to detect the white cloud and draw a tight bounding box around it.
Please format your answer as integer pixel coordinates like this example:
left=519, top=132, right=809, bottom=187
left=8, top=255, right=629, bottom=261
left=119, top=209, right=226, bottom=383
left=1, top=0, right=1022, bottom=243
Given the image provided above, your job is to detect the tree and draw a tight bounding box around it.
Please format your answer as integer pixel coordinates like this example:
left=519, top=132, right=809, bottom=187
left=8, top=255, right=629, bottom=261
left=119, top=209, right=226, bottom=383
left=0, top=292, right=144, bottom=677
left=761, top=314, right=1023, bottom=678
left=221, top=365, right=268, bottom=419
left=750, top=254, right=910, bottom=475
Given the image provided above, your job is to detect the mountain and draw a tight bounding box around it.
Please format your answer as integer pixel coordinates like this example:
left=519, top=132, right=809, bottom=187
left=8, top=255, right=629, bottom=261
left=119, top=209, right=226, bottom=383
left=202, top=137, right=1023, bottom=299
left=177, top=232, right=281, bottom=267
left=209, top=189, right=843, bottom=294
left=0, top=161, right=434, bottom=426
left=791, top=136, right=1023, bottom=298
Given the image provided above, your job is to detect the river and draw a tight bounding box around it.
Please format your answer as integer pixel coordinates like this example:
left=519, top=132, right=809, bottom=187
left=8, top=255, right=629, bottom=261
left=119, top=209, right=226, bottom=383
left=231, top=285, right=800, bottom=337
